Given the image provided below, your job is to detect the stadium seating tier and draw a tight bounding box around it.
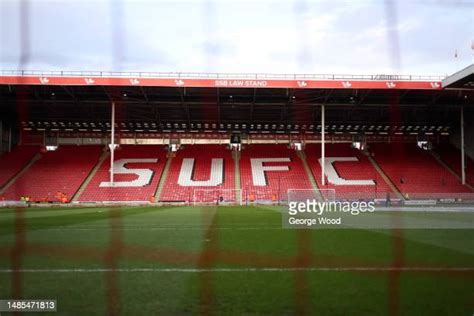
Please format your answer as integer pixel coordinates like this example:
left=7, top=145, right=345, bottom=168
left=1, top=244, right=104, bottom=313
left=4, top=146, right=102, bottom=202
left=2, top=142, right=471, bottom=203
left=240, top=144, right=313, bottom=201
left=159, top=145, right=236, bottom=203
left=435, top=143, right=474, bottom=186
left=370, top=143, right=471, bottom=198
left=78, top=145, right=167, bottom=202
left=0, top=145, right=39, bottom=188
left=305, top=143, right=393, bottom=200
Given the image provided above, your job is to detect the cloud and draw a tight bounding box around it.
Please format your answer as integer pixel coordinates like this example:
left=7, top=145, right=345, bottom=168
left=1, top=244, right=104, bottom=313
left=0, top=0, right=471, bottom=75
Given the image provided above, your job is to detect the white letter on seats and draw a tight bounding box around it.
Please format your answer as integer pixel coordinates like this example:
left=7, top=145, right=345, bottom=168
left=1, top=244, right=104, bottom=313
left=251, top=158, right=290, bottom=186
left=178, top=158, right=223, bottom=186
left=100, top=159, right=158, bottom=187
left=319, top=157, right=375, bottom=185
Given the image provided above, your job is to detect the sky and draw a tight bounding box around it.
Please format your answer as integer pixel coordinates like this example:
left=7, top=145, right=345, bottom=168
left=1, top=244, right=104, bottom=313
left=0, top=0, right=473, bottom=76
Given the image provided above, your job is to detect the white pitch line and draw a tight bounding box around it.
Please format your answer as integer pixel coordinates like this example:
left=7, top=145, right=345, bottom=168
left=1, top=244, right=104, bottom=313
left=0, top=267, right=473, bottom=273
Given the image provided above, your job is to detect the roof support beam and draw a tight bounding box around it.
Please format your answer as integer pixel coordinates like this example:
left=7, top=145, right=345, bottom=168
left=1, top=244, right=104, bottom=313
left=178, top=87, right=191, bottom=126
left=279, top=89, right=294, bottom=125
left=62, top=86, right=78, bottom=102
left=356, top=89, right=372, bottom=106
left=217, top=88, right=221, bottom=123
left=250, top=88, right=257, bottom=123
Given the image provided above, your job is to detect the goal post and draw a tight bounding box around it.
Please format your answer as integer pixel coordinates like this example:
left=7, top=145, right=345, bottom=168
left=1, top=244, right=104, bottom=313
left=192, top=189, right=243, bottom=206
left=287, top=189, right=336, bottom=204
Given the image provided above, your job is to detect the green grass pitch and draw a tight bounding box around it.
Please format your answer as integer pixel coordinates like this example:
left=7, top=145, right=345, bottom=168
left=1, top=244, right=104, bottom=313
left=0, top=206, right=473, bottom=315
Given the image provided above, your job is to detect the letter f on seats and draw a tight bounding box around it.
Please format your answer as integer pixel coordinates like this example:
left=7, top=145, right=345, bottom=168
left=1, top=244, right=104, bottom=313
left=251, top=158, right=291, bottom=186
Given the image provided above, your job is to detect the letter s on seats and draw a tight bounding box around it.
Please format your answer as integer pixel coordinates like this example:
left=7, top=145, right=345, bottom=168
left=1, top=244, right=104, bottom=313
left=100, top=159, right=158, bottom=187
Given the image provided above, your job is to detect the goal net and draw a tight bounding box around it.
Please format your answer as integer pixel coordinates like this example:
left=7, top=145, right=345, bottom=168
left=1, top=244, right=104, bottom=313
left=192, top=189, right=243, bottom=206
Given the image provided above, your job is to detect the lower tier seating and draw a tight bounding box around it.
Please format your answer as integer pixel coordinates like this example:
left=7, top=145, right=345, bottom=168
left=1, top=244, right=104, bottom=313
left=4, top=146, right=102, bottom=202
left=2, top=143, right=470, bottom=203
left=305, top=143, right=393, bottom=200
left=436, top=143, right=474, bottom=186
left=78, top=145, right=167, bottom=202
left=0, top=145, right=39, bottom=188
left=159, top=145, right=236, bottom=202
left=370, top=143, right=471, bottom=199
left=240, top=144, right=313, bottom=201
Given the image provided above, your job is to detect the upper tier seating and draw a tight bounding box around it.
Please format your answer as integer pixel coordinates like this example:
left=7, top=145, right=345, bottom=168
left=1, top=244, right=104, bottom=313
left=240, top=144, right=312, bottom=201
left=4, top=146, right=102, bottom=202
left=78, top=145, right=166, bottom=202
left=370, top=143, right=471, bottom=198
left=159, top=145, right=236, bottom=202
left=305, top=143, right=393, bottom=200
left=0, top=146, right=39, bottom=188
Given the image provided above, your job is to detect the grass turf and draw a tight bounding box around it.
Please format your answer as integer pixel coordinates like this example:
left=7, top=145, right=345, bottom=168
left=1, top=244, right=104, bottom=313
left=0, top=205, right=473, bottom=315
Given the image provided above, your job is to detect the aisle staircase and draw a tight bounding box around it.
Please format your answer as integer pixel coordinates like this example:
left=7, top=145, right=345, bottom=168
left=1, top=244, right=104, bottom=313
left=155, top=153, right=174, bottom=201
left=72, top=150, right=109, bottom=202
left=367, top=155, right=405, bottom=200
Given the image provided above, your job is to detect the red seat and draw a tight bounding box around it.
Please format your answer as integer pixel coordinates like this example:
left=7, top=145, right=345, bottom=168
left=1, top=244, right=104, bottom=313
left=436, top=143, right=474, bottom=186
left=0, top=146, right=39, bottom=187
left=306, top=143, right=393, bottom=200
left=78, top=145, right=166, bottom=202
left=4, top=146, right=102, bottom=202
left=159, top=145, right=236, bottom=202
left=240, top=144, right=312, bottom=201
left=371, top=143, right=471, bottom=199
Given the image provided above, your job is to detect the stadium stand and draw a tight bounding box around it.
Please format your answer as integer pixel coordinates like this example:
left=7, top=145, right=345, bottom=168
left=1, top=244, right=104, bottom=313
left=78, top=145, right=167, bottom=202
left=435, top=143, right=474, bottom=186
left=370, top=143, right=471, bottom=198
left=240, top=144, right=312, bottom=201
left=3, top=146, right=102, bottom=202
left=159, top=144, right=236, bottom=203
left=305, top=143, right=393, bottom=200
left=0, top=145, right=39, bottom=188
left=1, top=142, right=472, bottom=204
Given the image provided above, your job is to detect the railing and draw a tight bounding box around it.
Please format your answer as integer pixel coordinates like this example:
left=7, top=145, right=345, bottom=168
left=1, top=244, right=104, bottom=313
left=0, top=70, right=446, bottom=81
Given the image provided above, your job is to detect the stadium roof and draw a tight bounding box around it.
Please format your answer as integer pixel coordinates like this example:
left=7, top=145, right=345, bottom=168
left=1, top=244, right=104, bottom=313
left=0, top=70, right=444, bottom=90
left=442, top=64, right=474, bottom=89
left=0, top=70, right=472, bottom=134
